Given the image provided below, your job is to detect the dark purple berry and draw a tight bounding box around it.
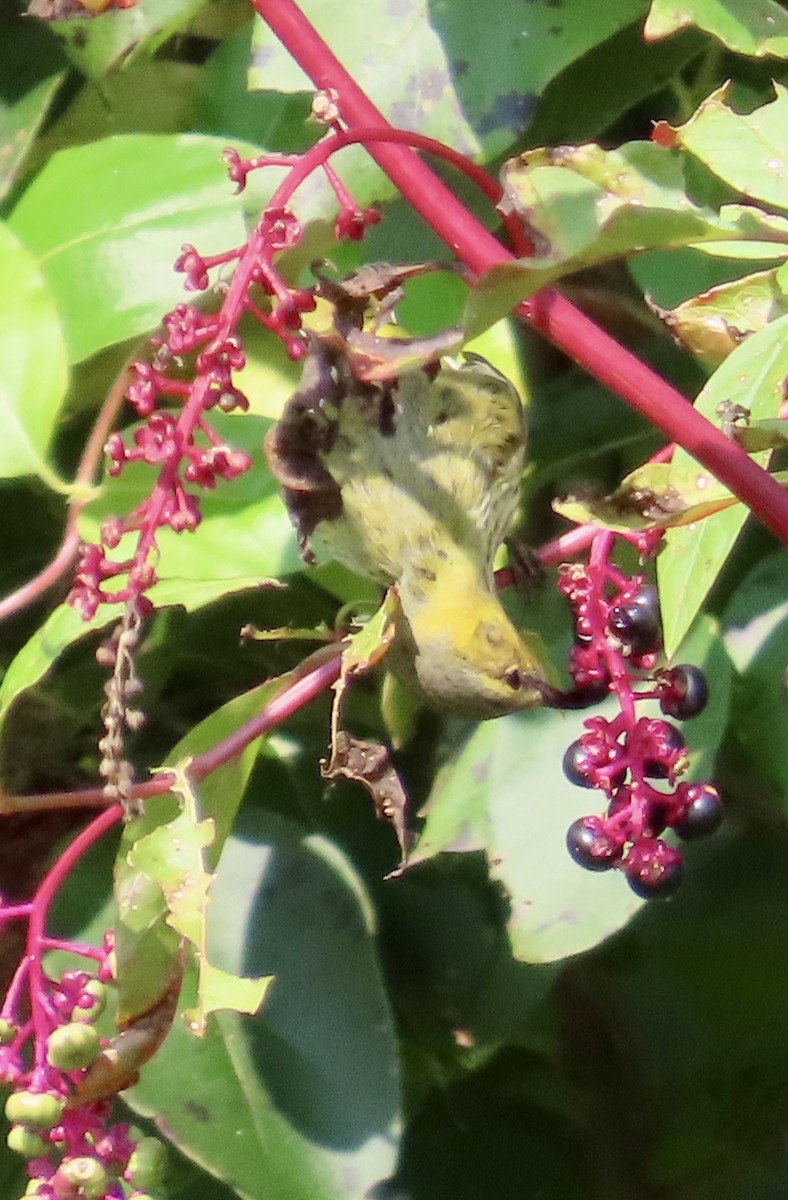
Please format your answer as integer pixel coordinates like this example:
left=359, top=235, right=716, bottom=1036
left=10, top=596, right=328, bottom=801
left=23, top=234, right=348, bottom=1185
left=640, top=720, right=686, bottom=779
left=563, top=741, right=599, bottom=788
left=609, top=585, right=662, bottom=656
left=657, top=665, right=709, bottom=720
left=563, top=738, right=627, bottom=790
left=566, top=817, right=622, bottom=871
left=624, top=838, right=683, bottom=899
left=671, top=783, right=723, bottom=840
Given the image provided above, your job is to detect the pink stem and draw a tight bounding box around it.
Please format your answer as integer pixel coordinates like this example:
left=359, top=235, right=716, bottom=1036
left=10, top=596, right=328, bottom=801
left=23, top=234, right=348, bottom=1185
left=0, top=904, right=33, bottom=922
left=252, top=0, right=788, bottom=546
left=26, top=806, right=122, bottom=1059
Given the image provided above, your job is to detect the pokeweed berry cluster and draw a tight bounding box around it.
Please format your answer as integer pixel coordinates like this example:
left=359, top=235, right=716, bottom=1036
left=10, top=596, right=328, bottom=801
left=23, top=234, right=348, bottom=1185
left=558, top=531, right=721, bottom=899
left=68, top=120, right=381, bottom=625
left=0, top=932, right=166, bottom=1200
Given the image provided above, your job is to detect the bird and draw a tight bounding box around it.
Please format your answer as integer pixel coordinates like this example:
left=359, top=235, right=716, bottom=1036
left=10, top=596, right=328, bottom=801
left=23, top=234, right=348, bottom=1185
left=265, top=344, right=554, bottom=719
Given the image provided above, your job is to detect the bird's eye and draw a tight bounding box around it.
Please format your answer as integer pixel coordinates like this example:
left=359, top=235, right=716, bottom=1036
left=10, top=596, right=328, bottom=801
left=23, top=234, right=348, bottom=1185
left=503, top=667, right=522, bottom=690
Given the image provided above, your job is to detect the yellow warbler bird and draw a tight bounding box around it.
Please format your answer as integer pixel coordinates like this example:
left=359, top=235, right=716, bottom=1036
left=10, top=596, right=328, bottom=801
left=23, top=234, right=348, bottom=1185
left=266, top=345, right=554, bottom=719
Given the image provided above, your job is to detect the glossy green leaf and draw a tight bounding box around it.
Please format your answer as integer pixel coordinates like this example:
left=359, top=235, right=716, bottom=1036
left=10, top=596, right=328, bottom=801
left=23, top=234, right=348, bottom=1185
left=658, top=311, right=788, bottom=656
left=46, top=0, right=206, bottom=79
left=252, top=0, right=652, bottom=161
left=465, top=141, right=788, bottom=337
left=410, top=701, right=643, bottom=962
left=667, top=613, right=733, bottom=785
left=8, top=134, right=269, bottom=363
left=0, top=603, right=111, bottom=737
left=0, top=220, right=68, bottom=484
left=671, top=83, right=788, bottom=211
left=195, top=24, right=315, bottom=153
left=124, top=807, right=400, bottom=1200
left=644, top=0, right=788, bottom=57
left=652, top=266, right=788, bottom=366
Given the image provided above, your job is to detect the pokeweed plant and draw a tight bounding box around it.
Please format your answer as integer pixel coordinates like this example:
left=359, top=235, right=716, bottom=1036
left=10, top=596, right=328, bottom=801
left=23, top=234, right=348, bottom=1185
left=0, top=1, right=787, bottom=1198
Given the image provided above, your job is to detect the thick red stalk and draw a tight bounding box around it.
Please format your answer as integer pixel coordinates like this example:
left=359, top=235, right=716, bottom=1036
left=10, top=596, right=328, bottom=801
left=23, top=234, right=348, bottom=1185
left=252, top=0, right=788, bottom=546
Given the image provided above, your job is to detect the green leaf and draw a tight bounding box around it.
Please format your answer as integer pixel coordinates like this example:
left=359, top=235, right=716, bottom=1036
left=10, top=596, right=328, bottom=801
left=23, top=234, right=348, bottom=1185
left=410, top=702, right=644, bottom=962
left=671, top=83, right=788, bottom=211
left=251, top=0, right=653, bottom=161
left=0, top=220, right=68, bottom=484
left=658, top=311, right=788, bottom=656
left=45, top=0, right=207, bottom=79
left=554, top=460, right=788, bottom=533
left=114, top=674, right=292, bottom=1027
left=127, top=768, right=271, bottom=1035
left=0, top=18, right=65, bottom=202
left=526, top=21, right=706, bottom=148
left=731, top=417, right=788, bottom=452
left=195, top=24, right=315, bottom=153
left=8, top=133, right=270, bottom=363
left=644, top=0, right=788, bottom=57
left=671, top=613, right=733, bottom=782
left=124, top=807, right=400, bottom=1200
left=651, top=266, right=788, bottom=366
left=465, top=141, right=788, bottom=337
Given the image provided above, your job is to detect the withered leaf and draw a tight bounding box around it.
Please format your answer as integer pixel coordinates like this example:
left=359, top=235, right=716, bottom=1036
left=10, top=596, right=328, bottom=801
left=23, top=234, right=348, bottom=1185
left=322, top=731, right=409, bottom=863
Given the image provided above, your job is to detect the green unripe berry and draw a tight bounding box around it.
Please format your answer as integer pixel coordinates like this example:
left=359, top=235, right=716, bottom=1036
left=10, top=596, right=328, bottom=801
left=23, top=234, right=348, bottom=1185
left=55, top=1156, right=109, bottom=1200
left=6, top=1124, right=49, bottom=1158
left=0, top=1018, right=18, bottom=1046
left=46, top=1022, right=100, bottom=1071
left=24, top=1182, right=47, bottom=1196
left=126, top=1136, right=167, bottom=1189
left=5, top=1090, right=64, bottom=1129
left=71, top=980, right=107, bottom=1023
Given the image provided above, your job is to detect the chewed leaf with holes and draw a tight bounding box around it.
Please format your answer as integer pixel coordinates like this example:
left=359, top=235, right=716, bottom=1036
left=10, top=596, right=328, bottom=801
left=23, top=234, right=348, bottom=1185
left=113, top=675, right=300, bottom=1033
left=666, top=83, right=788, bottom=211
left=126, top=770, right=270, bottom=1036
left=553, top=460, right=788, bottom=533
left=464, top=141, right=788, bottom=337
left=650, top=267, right=788, bottom=367
left=644, top=0, right=788, bottom=60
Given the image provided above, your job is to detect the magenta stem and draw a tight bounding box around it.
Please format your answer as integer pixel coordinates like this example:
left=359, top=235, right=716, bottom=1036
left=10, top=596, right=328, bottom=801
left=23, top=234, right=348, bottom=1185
left=0, top=904, right=33, bottom=922
left=25, top=806, right=122, bottom=1059
left=39, top=938, right=105, bottom=960
left=252, top=0, right=788, bottom=546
